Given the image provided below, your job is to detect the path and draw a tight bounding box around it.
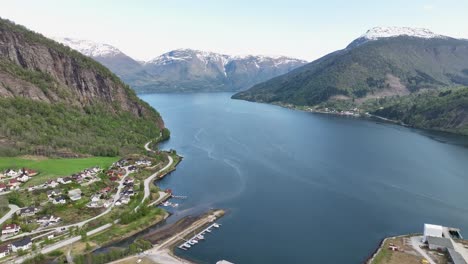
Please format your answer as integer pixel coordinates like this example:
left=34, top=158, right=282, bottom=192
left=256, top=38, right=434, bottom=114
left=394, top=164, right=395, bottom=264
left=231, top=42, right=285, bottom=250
left=410, top=236, right=436, bottom=264
left=0, top=204, right=20, bottom=226
left=135, top=155, right=173, bottom=212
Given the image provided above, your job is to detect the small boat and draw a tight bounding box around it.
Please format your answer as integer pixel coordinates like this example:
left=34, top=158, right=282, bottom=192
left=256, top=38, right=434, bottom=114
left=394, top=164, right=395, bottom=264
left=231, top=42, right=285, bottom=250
left=178, top=245, right=187, bottom=250
left=183, top=243, right=191, bottom=248
left=213, top=223, right=220, bottom=228
left=191, top=239, right=199, bottom=244
left=162, top=201, right=170, bottom=206
left=197, top=234, right=205, bottom=240
left=205, top=229, right=212, bottom=233
left=188, top=240, right=196, bottom=245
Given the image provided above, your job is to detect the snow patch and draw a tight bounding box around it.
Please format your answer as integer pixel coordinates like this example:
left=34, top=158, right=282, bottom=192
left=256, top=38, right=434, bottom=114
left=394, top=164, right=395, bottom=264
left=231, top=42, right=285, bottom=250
left=53, top=37, right=122, bottom=57
left=360, top=26, right=446, bottom=40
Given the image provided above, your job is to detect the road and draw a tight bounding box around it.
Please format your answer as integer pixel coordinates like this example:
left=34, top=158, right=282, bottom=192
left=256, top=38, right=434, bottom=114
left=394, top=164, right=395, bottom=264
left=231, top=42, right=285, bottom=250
left=135, top=155, right=173, bottom=211
left=13, top=223, right=113, bottom=264
left=3, top=166, right=133, bottom=242
left=410, top=236, right=436, bottom=264
left=0, top=204, right=20, bottom=226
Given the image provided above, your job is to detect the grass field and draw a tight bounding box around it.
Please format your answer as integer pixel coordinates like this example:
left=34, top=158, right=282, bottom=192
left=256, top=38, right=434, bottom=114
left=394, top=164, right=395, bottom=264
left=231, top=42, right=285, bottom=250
left=0, top=156, right=119, bottom=187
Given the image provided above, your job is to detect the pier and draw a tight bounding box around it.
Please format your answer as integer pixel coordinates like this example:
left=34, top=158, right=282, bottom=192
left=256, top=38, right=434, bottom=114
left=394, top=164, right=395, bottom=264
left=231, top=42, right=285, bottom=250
left=178, top=222, right=222, bottom=250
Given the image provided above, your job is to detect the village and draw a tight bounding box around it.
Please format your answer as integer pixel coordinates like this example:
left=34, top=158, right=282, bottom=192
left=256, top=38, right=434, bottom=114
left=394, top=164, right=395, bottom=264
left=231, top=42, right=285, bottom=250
left=0, top=151, right=179, bottom=262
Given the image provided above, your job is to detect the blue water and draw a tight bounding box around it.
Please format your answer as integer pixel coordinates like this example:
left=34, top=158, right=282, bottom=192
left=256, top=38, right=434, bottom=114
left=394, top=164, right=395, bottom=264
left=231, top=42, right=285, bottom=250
left=140, top=92, right=468, bottom=264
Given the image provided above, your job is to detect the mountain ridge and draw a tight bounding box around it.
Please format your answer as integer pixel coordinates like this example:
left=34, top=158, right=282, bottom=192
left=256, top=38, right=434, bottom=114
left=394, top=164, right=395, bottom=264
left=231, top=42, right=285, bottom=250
left=53, top=38, right=308, bottom=93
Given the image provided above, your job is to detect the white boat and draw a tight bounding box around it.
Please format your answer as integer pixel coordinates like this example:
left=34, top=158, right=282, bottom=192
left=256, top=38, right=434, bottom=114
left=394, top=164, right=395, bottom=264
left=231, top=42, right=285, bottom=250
left=206, top=229, right=212, bottom=233
left=197, top=234, right=205, bottom=240
left=191, top=239, right=199, bottom=244
left=183, top=243, right=191, bottom=248
left=188, top=240, right=196, bottom=245
left=213, top=223, right=220, bottom=228
left=162, top=201, right=170, bottom=206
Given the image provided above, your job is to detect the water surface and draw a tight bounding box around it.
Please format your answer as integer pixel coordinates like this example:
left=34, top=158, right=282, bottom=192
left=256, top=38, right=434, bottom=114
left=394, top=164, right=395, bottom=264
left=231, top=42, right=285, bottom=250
left=140, top=93, right=468, bottom=264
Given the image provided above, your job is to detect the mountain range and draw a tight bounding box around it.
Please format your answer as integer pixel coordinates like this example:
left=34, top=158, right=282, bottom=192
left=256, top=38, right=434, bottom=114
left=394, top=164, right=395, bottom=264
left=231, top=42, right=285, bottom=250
left=0, top=18, right=163, bottom=156
left=233, top=27, right=468, bottom=135
left=54, top=38, right=307, bottom=93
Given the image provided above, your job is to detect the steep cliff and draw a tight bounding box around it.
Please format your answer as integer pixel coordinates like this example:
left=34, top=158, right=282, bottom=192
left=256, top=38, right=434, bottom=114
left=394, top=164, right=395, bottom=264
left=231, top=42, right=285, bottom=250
left=0, top=18, right=163, bottom=156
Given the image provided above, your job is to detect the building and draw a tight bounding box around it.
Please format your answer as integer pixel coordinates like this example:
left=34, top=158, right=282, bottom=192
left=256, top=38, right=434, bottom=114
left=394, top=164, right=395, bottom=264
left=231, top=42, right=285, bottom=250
left=4, top=169, right=18, bottom=178
left=57, top=177, right=72, bottom=184
left=0, top=184, right=7, bottom=192
left=2, top=224, right=20, bottom=235
left=18, top=207, right=38, bottom=217
left=11, top=237, right=32, bottom=252
left=423, top=224, right=443, bottom=243
left=52, top=195, right=67, bottom=205
left=68, top=189, right=82, bottom=201
left=47, top=180, right=59, bottom=188
left=0, top=245, right=9, bottom=258
left=37, top=215, right=61, bottom=225
left=448, top=248, right=468, bottom=264
left=427, top=236, right=453, bottom=251
left=16, top=174, right=29, bottom=183
left=47, top=189, right=62, bottom=198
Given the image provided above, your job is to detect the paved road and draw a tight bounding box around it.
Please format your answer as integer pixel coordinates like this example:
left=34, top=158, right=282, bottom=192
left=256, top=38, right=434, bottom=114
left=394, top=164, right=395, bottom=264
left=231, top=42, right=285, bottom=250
left=13, top=223, right=113, bottom=263
left=0, top=204, right=20, bottom=226
left=135, top=155, right=173, bottom=212
left=410, top=236, right=436, bottom=264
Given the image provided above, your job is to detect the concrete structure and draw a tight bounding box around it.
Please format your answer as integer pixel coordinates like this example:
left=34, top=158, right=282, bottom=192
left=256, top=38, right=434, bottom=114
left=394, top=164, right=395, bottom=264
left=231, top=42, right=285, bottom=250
left=427, top=236, right=453, bottom=251
left=423, top=224, right=443, bottom=243
left=448, top=248, right=468, bottom=264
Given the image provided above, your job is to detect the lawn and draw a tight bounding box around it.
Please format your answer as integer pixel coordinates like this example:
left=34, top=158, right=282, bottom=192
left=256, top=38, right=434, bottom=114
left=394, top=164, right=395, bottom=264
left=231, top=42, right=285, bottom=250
left=0, top=156, right=119, bottom=187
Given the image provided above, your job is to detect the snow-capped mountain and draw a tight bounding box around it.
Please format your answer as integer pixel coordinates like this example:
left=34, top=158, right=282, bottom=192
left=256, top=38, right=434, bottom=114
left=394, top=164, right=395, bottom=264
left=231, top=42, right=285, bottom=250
left=56, top=37, right=307, bottom=93
left=141, top=49, right=307, bottom=92
left=347, top=26, right=449, bottom=48
left=54, top=37, right=123, bottom=57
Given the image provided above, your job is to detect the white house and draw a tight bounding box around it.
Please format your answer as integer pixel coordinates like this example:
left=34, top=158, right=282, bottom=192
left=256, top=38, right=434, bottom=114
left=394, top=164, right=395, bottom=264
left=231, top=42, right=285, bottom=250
left=37, top=215, right=61, bottom=225
left=4, top=169, right=19, bottom=178
left=47, top=180, right=59, bottom=188
left=18, top=207, right=38, bottom=217
left=68, top=189, right=82, bottom=201
left=2, top=224, right=20, bottom=235
left=423, top=223, right=444, bottom=243
left=17, top=174, right=29, bottom=183
left=52, top=196, right=66, bottom=205
left=57, top=177, right=73, bottom=184
left=11, top=237, right=32, bottom=252
left=47, top=189, right=62, bottom=198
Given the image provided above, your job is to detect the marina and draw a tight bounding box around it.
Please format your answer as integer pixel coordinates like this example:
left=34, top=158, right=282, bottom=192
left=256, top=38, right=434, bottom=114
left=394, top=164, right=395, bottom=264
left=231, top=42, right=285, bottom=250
left=178, top=223, right=222, bottom=251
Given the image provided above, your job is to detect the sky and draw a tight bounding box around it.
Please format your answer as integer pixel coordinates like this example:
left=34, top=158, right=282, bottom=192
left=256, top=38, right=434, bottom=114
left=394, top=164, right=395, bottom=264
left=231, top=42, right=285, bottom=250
left=1, top=0, right=467, bottom=61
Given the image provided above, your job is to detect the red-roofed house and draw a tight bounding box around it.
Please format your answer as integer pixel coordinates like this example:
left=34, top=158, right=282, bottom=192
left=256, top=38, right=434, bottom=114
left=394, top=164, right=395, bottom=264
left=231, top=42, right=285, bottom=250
left=0, top=183, right=6, bottom=192
left=8, top=179, right=20, bottom=187
left=2, top=224, right=20, bottom=235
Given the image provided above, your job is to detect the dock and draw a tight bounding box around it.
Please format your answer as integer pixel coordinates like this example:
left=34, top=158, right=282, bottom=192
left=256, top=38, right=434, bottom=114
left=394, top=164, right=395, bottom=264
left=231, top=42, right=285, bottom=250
left=177, top=222, right=222, bottom=250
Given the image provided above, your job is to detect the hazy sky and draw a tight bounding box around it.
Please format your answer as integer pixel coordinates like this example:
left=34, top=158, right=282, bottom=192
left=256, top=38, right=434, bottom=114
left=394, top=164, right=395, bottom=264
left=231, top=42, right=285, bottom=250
left=2, top=0, right=467, bottom=61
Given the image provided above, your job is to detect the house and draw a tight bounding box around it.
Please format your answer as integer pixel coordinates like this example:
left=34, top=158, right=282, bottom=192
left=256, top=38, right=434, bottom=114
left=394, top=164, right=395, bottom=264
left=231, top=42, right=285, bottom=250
left=423, top=224, right=443, bottom=243
left=18, top=207, right=38, bottom=217
left=2, top=224, right=20, bottom=235
left=52, top=195, right=66, bottom=205
left=8, top=179, right=20, bottom=188
left=68, top=189, right=82, bottom=201
left=123, top=178, right=134, bottom=185
left=4, top=169, right=18, bottom=178
left=0, top=184, right=7, bottom=192
left=128, top=165, right=137, bottom=172
left=57, top=177, right=73, bottom=184
left=427, top=236, right=453, bottom=251
left=0, top=245, right=9, bottom=258
left=17, top=174, right=29, bottom=183
left=90, top=194, right=101, bottom=203
left=100, top=187, right=111, bottom=194
left=21, top=168, right=37, bottom=176
left=11, top=237, right=32, bottom=252
left=47, top=189, right=62, bottom=198
left=47, top=180, right=59, bottom=188
left=109, top=176, right=118, bottom=182
left=37, top=215, right=61, bottom=225
left=135, top=160, right=151, bottom=166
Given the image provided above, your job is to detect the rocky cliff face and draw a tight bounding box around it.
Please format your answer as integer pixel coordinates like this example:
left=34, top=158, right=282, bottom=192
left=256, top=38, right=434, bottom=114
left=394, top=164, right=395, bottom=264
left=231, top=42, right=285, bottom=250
left=0, top=18, right=160, bottom=124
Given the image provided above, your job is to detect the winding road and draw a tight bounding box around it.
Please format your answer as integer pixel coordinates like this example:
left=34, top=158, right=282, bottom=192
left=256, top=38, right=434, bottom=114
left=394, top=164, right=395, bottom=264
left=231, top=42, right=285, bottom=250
left=0, top=204, right=20, bottom=226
